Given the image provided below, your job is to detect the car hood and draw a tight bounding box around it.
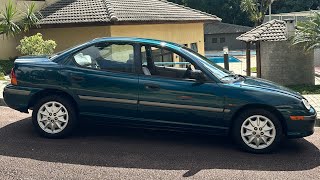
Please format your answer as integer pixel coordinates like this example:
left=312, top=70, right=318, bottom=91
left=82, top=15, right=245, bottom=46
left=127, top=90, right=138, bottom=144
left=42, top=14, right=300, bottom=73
left=233, top=77, right=303, bottom=99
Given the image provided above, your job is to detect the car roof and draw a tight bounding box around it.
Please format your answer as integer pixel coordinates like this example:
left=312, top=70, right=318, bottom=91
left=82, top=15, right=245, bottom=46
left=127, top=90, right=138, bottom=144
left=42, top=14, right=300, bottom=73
left=90, top=37, right=183, bottom=48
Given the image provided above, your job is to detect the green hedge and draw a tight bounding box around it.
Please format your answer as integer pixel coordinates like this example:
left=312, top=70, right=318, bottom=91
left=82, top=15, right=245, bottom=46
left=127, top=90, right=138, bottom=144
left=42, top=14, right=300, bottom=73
left=0, top=60, right=15, bottom=75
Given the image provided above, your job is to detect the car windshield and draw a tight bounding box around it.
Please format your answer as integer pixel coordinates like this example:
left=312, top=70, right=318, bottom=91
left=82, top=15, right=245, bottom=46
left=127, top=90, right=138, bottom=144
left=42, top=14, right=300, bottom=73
left=181, top=47, right=233, bottom=80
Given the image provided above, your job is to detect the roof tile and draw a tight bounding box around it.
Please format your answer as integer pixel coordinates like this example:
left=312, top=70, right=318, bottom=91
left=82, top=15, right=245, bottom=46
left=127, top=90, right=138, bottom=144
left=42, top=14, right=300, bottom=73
left=38, top=0, right=221, bottom=25
left=236, top=20, right=287, bottom=42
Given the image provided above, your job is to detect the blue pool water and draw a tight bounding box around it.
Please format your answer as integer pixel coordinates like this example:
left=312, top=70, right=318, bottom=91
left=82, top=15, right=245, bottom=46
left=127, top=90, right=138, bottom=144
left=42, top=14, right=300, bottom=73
left=207, top=56, right=241, bottom=63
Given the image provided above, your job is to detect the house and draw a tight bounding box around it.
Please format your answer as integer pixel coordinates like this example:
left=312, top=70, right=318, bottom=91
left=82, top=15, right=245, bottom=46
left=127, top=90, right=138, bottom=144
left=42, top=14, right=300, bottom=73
left=204, top=22, right=252, bottom=51
left=0, top=0, right=221, bottom=59
left=237, top=19, right=315, bottom=85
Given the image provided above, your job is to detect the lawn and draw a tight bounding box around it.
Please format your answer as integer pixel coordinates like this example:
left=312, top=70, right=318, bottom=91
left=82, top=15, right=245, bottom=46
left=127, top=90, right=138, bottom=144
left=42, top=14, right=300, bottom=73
left=287, top=85, right=320, bottom=95
left=250, top=67, right=257, bottom=73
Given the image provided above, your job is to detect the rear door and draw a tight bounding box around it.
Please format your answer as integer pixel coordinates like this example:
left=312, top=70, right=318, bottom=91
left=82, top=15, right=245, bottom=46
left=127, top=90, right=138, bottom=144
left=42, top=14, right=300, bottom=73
left=64, top=42, right=139, bottom=119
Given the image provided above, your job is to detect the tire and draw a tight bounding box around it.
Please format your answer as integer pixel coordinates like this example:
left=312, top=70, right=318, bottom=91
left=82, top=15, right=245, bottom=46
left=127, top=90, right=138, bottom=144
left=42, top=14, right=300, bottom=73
left=232, top=109, right=283, bottom=153
left=32, top=95, right=77, bottom=138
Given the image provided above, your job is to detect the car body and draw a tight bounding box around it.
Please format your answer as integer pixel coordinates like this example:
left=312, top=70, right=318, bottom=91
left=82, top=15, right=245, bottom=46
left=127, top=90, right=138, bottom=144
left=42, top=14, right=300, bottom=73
left=3, top=37, right=317, bottom=153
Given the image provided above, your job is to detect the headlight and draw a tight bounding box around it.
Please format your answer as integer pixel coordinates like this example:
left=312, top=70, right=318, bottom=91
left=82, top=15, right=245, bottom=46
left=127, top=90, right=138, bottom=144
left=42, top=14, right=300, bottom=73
left=302, top=99, right=311, bottom=110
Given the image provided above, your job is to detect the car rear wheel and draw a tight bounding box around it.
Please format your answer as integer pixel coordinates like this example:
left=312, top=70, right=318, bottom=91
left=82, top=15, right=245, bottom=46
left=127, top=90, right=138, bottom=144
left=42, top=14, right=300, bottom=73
left=232, top=109, right=283, bottom=153
left=32, top=95, right=77, bottom=138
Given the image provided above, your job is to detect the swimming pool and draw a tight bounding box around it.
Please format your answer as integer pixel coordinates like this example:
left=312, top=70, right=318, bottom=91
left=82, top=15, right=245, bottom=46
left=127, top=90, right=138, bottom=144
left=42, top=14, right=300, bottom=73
left=207, top=56, right=241, bottom=63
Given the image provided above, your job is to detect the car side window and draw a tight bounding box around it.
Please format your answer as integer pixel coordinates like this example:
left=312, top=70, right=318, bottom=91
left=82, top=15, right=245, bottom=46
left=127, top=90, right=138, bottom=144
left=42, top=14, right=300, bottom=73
left=73, top=43, right=134, bottom=73
left=141, top=45, right=207, bottom=81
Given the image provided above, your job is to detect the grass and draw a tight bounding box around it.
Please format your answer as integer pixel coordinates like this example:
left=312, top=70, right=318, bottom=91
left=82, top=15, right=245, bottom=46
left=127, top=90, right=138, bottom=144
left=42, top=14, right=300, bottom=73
left=250, top=67, right=257, bottom=73
left=287, top=85, right=320, bottom=95
left=0, top=59, right=14, bottom=75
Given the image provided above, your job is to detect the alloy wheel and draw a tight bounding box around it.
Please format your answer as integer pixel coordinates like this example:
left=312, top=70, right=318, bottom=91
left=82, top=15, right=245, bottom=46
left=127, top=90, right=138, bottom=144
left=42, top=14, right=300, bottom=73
left=240, top=115, right=276, bottom=150
left=37, top=101, right=69, bottom=134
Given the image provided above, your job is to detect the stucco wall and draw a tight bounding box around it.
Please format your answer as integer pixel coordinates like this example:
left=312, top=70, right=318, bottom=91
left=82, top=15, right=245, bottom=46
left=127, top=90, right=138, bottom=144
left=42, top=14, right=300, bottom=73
left=30, top=26, right=111, bottom=52
left=110, top=23, right=205, bottom=55
left=0, top=22, right=205, bottom=59
left=261, top=41, right=315, bottom=85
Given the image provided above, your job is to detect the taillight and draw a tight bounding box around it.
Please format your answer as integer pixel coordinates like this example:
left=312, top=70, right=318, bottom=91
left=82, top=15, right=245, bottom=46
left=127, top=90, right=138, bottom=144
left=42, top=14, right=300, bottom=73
left=10, top=68, right=17, bottom=85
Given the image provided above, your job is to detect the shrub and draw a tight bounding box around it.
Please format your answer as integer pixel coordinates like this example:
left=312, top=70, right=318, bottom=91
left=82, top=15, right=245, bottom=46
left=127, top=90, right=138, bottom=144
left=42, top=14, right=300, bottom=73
left=17, top=33, right=57, bottom=56
left=0, top=60, right=14, bottom=75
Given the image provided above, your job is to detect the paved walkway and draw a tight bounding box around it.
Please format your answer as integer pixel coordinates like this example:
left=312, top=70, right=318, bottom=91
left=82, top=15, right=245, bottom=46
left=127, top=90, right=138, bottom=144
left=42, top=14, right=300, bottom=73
left=304, top=94, right=320, bottom=115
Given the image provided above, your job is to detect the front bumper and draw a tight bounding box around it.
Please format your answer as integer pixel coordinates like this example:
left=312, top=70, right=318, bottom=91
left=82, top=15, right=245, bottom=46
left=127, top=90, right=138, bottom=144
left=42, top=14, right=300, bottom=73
left=285, top=108, right=317, bottom=138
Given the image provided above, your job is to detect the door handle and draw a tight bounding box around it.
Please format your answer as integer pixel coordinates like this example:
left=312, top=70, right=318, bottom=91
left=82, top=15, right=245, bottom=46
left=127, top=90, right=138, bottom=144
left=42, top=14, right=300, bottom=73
left=71, top=76, right=85, bottom=81
left=145, top=84, right=160, bottom=91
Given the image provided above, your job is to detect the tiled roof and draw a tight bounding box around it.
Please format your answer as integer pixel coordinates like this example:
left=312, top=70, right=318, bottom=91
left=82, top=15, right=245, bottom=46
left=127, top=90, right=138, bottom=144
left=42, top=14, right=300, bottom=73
left=205, top=22, right=252, bottom=35
left=236, top=20, right=287, bottom=42
left=38, top=0, right=221, bottom=25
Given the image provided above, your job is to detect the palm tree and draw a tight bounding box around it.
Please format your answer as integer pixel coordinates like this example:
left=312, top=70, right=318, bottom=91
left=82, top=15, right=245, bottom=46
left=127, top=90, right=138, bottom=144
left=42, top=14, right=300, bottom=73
left=240, top=0, right=275, bottom=26
left=0, top=0, right=40, bottom=37
left=240, top=0, right=276, bottom=78
left=292, top=12, right=320, bottom=51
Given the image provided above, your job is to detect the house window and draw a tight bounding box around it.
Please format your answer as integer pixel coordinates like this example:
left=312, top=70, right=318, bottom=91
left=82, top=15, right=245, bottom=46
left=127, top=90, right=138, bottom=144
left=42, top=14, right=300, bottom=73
left=190, top=43, right=198, bottom=52
left=220, top=37, right=226, bottom=43
left=212, top=38, right=218, bottom=43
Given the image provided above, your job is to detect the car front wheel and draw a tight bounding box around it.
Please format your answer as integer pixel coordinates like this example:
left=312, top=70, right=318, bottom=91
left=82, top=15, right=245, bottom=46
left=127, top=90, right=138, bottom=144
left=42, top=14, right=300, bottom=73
left=32, top=95, right=77, bottom=138
left=232, top=109, right=283, bottom=153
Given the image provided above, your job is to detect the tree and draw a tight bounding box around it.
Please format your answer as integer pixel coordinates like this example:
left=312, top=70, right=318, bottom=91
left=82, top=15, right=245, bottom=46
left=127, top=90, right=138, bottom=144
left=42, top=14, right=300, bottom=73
left=240, top=0, right=276, bottom=78
left=0, top=0, right=21, bottom=37
left=0, top=0, right=40, bottom=38
left=240, top=0, right=275, bottom=26
left=292, top=12, right=320, bottom=51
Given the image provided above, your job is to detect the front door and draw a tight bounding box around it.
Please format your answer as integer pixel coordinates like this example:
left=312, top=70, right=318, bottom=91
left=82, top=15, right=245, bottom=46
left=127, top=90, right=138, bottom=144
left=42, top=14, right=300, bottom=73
left=137, top=45, right=226, bottom=133
left=65, top=42, right=139, bottom=119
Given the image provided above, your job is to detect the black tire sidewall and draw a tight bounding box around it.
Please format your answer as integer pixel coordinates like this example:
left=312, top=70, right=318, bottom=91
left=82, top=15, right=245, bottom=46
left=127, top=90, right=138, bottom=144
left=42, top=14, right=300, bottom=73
left=232, top=109, right=283, bottom=154
left=32, top=95, right=77, bottom=138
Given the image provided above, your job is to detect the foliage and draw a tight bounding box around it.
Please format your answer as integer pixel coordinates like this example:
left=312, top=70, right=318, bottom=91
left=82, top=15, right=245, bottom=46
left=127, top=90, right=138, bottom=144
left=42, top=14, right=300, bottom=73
left=168, top=0, right=320, bottom=26
left=240, top=0, right=274, bottom=26
left=169, top=0, right=254, bottom=26
left=0, top=0, right=40, bottom=37
left=272, top=0, right=319, bottom=14
left=0, top=72, right=5, bottom=80
left=0, top=0, right=21, bottom=37
left=288, top=85, right=320, bottom=95
left=21, top=2, right=41, bottom=32
left=0, top=59, right=14, bottom=75
left=16, top=33, right=57, bottom=56
left=292, top=12, right=320, bottom=51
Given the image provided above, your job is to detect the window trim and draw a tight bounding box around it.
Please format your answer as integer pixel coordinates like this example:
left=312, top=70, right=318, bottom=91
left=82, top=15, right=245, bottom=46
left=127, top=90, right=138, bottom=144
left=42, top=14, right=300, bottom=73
left=212, top=38, right=218, bottom=43
left=138, top=43, right=214, bottom=83
left=68, top=41, right=138, bottom=75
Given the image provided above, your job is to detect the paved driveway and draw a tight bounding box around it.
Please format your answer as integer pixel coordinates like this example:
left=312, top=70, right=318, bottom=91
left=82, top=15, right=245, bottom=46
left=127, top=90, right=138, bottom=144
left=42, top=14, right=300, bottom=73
left=0, top=106, right=319, bottom=179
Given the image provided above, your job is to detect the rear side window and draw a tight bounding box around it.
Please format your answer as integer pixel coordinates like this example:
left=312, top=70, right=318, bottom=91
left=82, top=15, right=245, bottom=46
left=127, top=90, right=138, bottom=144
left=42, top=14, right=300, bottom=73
left=72, top=43, right=134, bottom=73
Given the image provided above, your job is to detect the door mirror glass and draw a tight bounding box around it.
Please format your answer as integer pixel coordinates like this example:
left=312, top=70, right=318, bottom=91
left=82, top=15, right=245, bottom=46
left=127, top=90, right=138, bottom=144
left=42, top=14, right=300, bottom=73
left=194, top=70, right=207, bottom=82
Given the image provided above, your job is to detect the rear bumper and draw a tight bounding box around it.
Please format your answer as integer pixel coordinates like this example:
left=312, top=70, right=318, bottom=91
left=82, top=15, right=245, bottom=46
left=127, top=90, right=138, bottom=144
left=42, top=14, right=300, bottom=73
left=3, top=85, right=34, bottom=112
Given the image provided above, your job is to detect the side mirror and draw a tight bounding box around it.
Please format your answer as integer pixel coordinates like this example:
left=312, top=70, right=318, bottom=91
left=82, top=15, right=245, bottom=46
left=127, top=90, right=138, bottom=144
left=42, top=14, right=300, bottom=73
left=194, top=70, right=206, bottom=82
